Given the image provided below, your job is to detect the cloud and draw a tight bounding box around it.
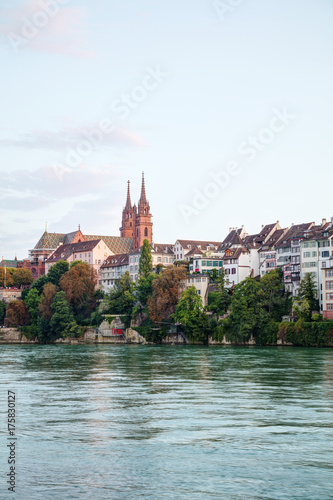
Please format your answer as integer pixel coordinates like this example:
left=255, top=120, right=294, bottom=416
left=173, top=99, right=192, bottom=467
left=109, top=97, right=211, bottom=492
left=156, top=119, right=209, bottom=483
left=0, top=163, right=124, bottom=207
left=0, top=0, right=95, bottom=58
left=0, top=124, right=147, bottom=151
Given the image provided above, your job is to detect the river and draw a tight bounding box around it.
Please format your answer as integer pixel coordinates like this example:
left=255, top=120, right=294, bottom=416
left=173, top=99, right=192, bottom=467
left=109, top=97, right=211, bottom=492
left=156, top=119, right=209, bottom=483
left=0, top=345, right=333, bottom=499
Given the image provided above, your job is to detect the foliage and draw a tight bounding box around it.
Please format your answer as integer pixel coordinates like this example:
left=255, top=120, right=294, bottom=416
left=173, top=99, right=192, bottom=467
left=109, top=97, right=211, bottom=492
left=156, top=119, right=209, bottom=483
left=279, top=319, right=333, bottom=347
left=105, top=271, right=136, bottom=319
left=254, top=319, right=279, bottom=346
left=214, top=269, right=232, bottom=315
left=136, top=273, right=154, bottom=311
left=5, top=300, right=30, bottom=327
left=148, top=266, right=187, bottom=323
left=12, top=268, right=33, bottom=288
left=89, top=311, right=104, bottom=326
left=24, top=288, right=40, bottom=325
left=0, top=301, right=6, bottom=325
left=59, top=262, right=97, bottom=319
left=50, top=291, right=78, bottom=338
left=30, top=275, right=49, bottom=294
left=175, top=286, right=203, bottom=326
left=258, top=268, right=289, bottom=321
left=38, top=283, right=57, bottom=321
left=48, top=260, right=69, bottom=286
left=139, top=239, right=152, bottom=278
left=294, top=273, right=319, bottom=320
left=0, top=267, right=15, bottom=287
left=183, top=312, right=212, bottom=344
left=224, top=278, right=260, bottom=343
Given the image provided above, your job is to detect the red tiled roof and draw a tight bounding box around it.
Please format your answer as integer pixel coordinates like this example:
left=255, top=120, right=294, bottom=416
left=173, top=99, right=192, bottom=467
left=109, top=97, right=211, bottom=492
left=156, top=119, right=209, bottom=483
left=100, top=253, right=129, bottom=269
left=46, top=239, right=103, bottom=264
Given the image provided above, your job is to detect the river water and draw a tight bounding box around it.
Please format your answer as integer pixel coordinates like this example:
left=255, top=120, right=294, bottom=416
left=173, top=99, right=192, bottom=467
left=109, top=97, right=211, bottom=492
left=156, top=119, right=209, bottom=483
left=0, top=345, right=333, bottom=499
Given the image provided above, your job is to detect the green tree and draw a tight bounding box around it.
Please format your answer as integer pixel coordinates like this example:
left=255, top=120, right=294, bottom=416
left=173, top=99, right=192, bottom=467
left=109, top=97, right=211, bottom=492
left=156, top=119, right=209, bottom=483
left=30, top=274, right=49, bottom=294
left=48, top=260, right=69, bottom=286
left=50, top=291, right=77, bottom=338
left=175, top=286, right=203, bottom=326
left=295, top=273, right=319, bottom=320
left=12, top=268, right=33, bottom=288
left=258, top=268, right=289, bottom=321
left=139, top=239, right=152, bottom=278
left=106, top=271, right=136, bottom=320
left=24, top=288, right=40, bottom=325
left=175, top=286, right=211, bottom=343
left=226, top=278, right=260, bottom=343
left=136, top=273, right=154, bottom=311
left=0, top=301, right=6, bottom=325
left=215, top=268, right=231, bottom=315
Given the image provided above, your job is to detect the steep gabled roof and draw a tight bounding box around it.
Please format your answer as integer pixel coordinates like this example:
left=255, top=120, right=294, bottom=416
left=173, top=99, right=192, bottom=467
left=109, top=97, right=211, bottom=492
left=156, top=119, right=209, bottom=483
left=100, top=253, right=129, bottom=269
left=0, top=259, right=20, bottom=268
left=84, top=235, right=133, bottom=254
left=219, top=228, right=243, bottom=250
left=177, top=239, right=221, bottom=250
left=46, top=239, right=103, bottom=264
left=275, top=222, right=315, bottom=248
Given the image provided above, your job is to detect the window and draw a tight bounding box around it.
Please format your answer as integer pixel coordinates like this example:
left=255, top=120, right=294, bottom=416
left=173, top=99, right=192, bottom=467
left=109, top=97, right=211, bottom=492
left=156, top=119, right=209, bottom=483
left=144, top=227, right=148, bottom=237
left=219, top=262, right=222, bottom=267
left=326, top=281, right=333, bottom=290
left=303, top=252, right=310, bottom=258
left=196, top=278, right=201, bottom=282
left=326, top=270, right=333, bottom=277
left=327, top=304, right=333, bottom=310
left=225, top=269, right=230, bottom=274
left=163, top=257, right=168, bottom=263
left=197, top=290, right=201, bottom=295
left=319, top=241, right=330, bottom=247
left=232, top=268, right=236, bottom=274
left=157, top=257, right=162, bottom=262
left=322, top=251, right=329, bottom=258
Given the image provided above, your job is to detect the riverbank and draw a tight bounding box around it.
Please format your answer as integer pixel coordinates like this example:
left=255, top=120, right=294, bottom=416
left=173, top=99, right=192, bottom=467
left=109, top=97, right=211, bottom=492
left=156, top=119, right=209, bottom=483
left=0, top=326, right=301, bottom=347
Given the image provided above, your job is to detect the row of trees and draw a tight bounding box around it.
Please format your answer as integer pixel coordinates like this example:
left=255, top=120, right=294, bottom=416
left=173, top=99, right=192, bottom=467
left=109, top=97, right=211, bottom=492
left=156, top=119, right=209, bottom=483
left=0, top=267, right=33, bottom=288
left=4, top=260, right=102, bottom=342
left=105, top=240, right=325, bottom=345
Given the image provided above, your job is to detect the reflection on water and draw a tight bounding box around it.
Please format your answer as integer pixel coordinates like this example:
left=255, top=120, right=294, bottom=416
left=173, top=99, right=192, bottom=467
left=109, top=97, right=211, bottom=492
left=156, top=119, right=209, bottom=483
left=0, top=345, right=333, bottom=499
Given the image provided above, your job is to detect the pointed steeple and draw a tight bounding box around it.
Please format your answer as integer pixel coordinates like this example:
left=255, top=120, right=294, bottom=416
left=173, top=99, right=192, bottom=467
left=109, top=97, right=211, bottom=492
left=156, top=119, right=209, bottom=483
left=125, top=180, right=132, bottom=208
left=139, top=171, right=147, bottom=205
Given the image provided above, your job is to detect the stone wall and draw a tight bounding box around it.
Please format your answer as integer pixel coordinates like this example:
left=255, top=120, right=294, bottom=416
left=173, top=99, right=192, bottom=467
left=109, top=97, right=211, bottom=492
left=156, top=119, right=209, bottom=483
left=0, top=328, right=37, bottom=344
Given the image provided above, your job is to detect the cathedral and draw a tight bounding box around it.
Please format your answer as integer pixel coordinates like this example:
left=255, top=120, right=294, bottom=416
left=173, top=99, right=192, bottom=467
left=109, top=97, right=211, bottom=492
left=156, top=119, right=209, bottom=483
left=28, top=173, right=153, bottom=278
left=120, top=172, right=153, bottom=250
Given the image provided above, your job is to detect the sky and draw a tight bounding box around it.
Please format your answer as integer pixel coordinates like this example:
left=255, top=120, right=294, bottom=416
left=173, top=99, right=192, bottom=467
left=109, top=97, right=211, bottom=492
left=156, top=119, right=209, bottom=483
left=1, top=0, right=333, bottom=259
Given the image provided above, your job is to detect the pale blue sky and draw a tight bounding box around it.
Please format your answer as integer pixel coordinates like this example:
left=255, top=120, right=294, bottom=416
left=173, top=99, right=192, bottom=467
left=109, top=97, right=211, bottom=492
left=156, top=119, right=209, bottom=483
left=1, top=0, right=333, bottom=258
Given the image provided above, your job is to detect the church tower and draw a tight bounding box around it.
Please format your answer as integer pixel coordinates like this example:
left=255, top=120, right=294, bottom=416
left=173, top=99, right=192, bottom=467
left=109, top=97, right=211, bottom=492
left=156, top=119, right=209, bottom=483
left=120, top=180, right=135, bottom=238
left=133, top=172, right=153, bottom=250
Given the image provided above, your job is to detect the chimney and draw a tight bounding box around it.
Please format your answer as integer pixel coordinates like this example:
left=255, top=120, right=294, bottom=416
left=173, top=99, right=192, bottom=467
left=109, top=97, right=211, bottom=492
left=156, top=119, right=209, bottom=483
left=322, top=218, right=327, bottom=225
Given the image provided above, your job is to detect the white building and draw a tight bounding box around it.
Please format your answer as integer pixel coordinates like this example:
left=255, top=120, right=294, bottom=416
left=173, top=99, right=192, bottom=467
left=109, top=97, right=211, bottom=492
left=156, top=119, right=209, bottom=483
left=99, top=253, right=130, bottom=292
left=185, top=275, right=210, bottom=305
left=173, top=240, right=221, bottom=262
left=129, top=243, right=175, bottom=282
left=45, top=239, right=111, bottom=277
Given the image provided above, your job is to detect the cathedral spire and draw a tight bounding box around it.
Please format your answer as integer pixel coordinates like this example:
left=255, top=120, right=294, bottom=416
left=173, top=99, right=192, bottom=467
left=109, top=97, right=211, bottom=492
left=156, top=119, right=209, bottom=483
left=125, top=180, right=132, bottom=208
left=139, top=171, right=147, bottom=205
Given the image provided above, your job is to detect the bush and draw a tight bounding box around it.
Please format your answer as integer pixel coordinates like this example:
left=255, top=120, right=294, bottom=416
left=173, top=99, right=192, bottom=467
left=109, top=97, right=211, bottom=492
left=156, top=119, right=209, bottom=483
left=280, top=320, right=333, bottom=347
